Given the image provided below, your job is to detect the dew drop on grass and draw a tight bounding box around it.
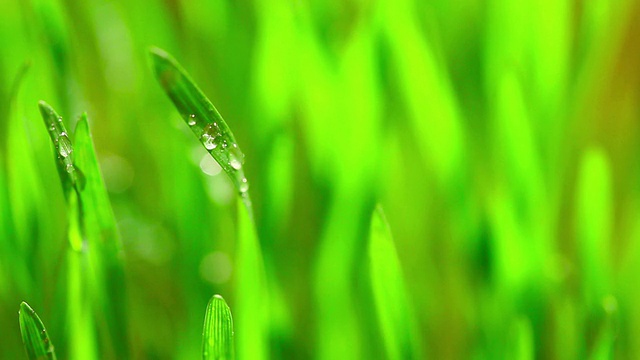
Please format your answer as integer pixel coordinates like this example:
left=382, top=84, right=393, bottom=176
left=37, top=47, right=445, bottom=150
left=58, top=132, right=73, bottom=158
left=188, top=114, right=196, bottom=126
left=239, top=177, right=249, bottom=193
left=230, top=158, right=242, bottom=170
left=229, top=146, right=244, bottom=170
left=201, top=123, right=221, bottom=150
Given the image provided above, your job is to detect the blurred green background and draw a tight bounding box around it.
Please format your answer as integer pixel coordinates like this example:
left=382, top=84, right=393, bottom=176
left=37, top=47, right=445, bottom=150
left=1, top=0, right=640, bottom=358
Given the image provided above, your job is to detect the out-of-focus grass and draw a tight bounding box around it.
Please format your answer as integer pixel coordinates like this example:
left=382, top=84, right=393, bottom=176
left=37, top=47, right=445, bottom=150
left=1, top=0, right=640, bottom=359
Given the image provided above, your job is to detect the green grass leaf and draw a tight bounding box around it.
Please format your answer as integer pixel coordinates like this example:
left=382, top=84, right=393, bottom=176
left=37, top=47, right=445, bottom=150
left=149, top=46, right=267, bottom=360
left=235, top=197, right=268, bottom=360
left=74, top=114, right=128, bottom=358
left=202, top=295, right=234, bottom=360
left=149, top=47, right=249, bottom=195
left=18, top=302, right=56, bottom=360
left=37, top=100, right=84, bottom=195
left=369, top=205, right=420, bottom=360
left=576, top=148, right=612, bottom=303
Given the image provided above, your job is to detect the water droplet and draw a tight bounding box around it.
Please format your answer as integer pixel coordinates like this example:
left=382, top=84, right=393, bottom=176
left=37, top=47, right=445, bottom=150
left=65, top=164, right=75, bottom=173
left=49, top=125, right=55, bottom=132
left=58, top=133, right=73, bottom=158
left=239, top=178, right=249, bottom=193
left=228, top=145, right=244, bottom=170
left=201, top=123, right=221, bottom=150
left=57, top=117, right=63, bottom=123
left=188, top=114, right=196, bottom=126
left=230, top=158, right=242, bottom=170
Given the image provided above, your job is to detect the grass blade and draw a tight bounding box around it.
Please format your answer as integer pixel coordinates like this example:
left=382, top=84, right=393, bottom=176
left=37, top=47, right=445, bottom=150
left=236, top=197, right=268, bottom=360
left=149, top=46, right=267, bottom=360
left=37, top=100, right=84, bottom=194
left=149, top=47, right=249, bottom=195
left=369, top=205, right=421, bottom=360
left=74, top=114, right=128, bottom=358
left=202, top=295, right=234, bottom=360
left=18, top=302, right=56, bottom=360
left=576, top=148, right=612, bottom=304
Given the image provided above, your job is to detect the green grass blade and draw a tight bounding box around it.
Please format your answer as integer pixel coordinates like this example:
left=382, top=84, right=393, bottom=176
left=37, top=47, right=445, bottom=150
left=576, top=148, right=612, bottom=304
left=149, top=46, right=267, bottom=359
left=202, top=295, right=234, bottom=360
left=73, top=114, right=122, bottom=250
left=18, top=302, right=57, bottom=360
left=149, top=47, right=248, bottom=195
left=74, top=114, right=128, bottom=358
left=37, top=101, right=84, bottom=194
left=235, top=197, right=268, bottom=360
left=0, top=61, right=30, bottom=151
left=369, top=205, right=420, bottom=360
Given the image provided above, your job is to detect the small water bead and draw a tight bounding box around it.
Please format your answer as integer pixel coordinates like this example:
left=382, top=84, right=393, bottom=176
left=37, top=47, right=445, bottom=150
left=228, top=146, right=244, bottom=170
left=188, top=114, right=196, bottom=126
left=239, top=177, right=249, bottom=193
left=58, top=132, right=73, bottom=158
left=230, top=157, right=242, bottom=170
left=65, top=164, right=75, bottom=174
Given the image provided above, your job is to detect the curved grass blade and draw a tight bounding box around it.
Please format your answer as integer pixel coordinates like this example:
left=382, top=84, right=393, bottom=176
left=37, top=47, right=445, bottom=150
left=37, top=101, right=84, bottom=195
left=18, top=302, right=57, bottom=360
left=202, top=295, right=234, bottom=360
left=149, top=47, right=267, bottom=359
left=149, top=47, right=249, bottom=196
left=369, top=205, right=421, bottom=360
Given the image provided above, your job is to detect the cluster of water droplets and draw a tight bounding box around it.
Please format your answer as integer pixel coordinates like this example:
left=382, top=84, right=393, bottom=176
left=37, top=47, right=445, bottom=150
left=49, top=116, right=78, bottom=177
left=48, top=116, right=85, bottom=190
left=188, top=114, right=249, bottom=194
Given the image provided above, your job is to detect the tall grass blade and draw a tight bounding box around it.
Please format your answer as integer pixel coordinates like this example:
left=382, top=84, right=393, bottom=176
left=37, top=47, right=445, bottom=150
left=236, top=197, right=268, bottom=360
left=202, top=295, right=234, bottom=360
left=149, top=47, right=249, bottom=196
left=18, top=302, right=57, bottom=360
left=149, top=46, right=267, bottom=360
left=369, top=205, right=420, bottom=360
left=74, top=114, right=128, bottom=357
left=576, top=148, right=612, bottom=304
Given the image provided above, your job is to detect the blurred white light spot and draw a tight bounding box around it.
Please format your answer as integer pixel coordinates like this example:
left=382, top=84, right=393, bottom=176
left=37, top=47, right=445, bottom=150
left=119, top=218, right=174, bottom=265
left=199, top=251, right=232, bottom=284
left=200, top=154, right=222, bottom=176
